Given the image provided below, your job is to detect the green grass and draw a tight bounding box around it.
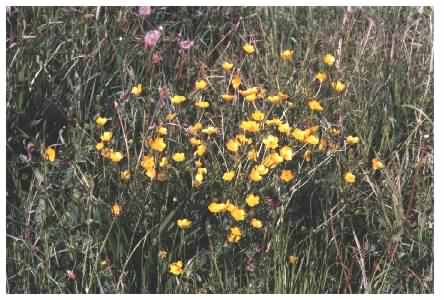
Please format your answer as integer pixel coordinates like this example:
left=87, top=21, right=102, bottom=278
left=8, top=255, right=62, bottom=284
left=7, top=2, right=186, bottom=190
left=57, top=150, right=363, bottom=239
left=6, top=6, right=433, bottom=293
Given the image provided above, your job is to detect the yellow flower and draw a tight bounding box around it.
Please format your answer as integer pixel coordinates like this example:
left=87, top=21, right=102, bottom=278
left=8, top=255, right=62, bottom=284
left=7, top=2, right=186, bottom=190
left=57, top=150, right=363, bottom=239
left=280, top=49, right=294, bottom=61
left=227, top=226, right=242, bottom=243
left=44, top=146, right=56, bottom=162
left=195, top=79, right=208, bottom=90
left=169, top=260, right=183, bottom=276
left=240, top=87, right=258, bottom=97
left=288, top=255, right=299, bottom=265
left=223, top=62, right=234, bottom=71
left=159, top=250, right=168, bottom=259
left=208, top=202, right=226, bottom=214
left=131, top=83, right=143, bottom=96
left=223, top=170, right=236, bottom=182
left=243, top=43, right=255, bottom=55
left=194, top=144, right=207, bottom=157
left=165, top=113, right=177, bottom=121
left=372, top=159, right=384, bottom=171
left=280, top=169, right=295, bottom=183
left=195, top=160, right=203, bottom=168
left=265, top=117, right=283, bottom=127
left=305, top=135, right=319, bottom=145
left=250, top=218, right=263, bottom=229
left=249, top=165, right=268, bottom=182
left=256, top=164, right=269, bottom=175
left=266, top=94, right=282, bottom=104
left=195, top=99, right=210, bottom=109
left=159, top=156, right=168, bottom=167
left=263, top=152, right=283, bottom=169
left=110, top=151, right=124, bottom=163
left=145, top=167, right=157, bottom=179
left=240, top=120, right=261, bottom=133
left=328, top=127, right=341, bottom=136
left=111, top=203, right=122, bottom=217
left=96, top=116, right=108, bottom=127
left=303, top=150, right=312, bottom=162
left=244, top=93, right=257, bottom=103
left=292, top=128, right=307, bottom=142
left=251, top=110, right=265, bottom=121
left=149, top=137, right=167, bottom=152
left=246, top=193, right=260, bottom=207
left=230, top=207, right=246, bottom=222
left=189, top=137, right=202, bottom=146
left=96, top=142, right=105, bottom=151
left=280, top=146, right=293, bottom=161
left=323, top=53, right=335, bottom=66
left=120, top=170, right=131, bottom=181
left=344, top=171, right=356, bottom=184
left=247, top=148, right=257, bottom=161
left=346, top=135, right=360, bottom=145
left=202, top=126, right=218, bottom=136
left=315, top=72, right=327, bottom=83
left=189, top=122, right=203, bottom=135
left=231, top=73, right=241, bottom=89
left=262, top=135, right=279, bottom=150
left=278, top=123, right=292, bottom=135
left=101, top=148, right=113, bottom=159
left=235, top=134, right=252, bottom=145
left=172, top=152, right=185, bottom=162
left=177, top=218, right=192, bottom=229
left=332, top=80, right=346, bottom=93
left=225, top=200, right=236, bottom=213
left=226, top=138, right=240, bottom=153
left=141, top=155, right=155, bottom=170
left=307, top=99, right=323, bottom=112
left=100, top=131, right=113, bottom=143
left=223, top=94, right=235, bottom=102
left=157, top=126, right=168, bottom=136
left=171, top=95, right=187, bottom=104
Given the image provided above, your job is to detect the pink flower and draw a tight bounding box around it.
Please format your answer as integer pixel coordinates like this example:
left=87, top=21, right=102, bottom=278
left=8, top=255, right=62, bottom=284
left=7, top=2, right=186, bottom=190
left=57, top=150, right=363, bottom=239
left=138, top=6, right=152, bottom=16
left=144, top=29, right=161, bottom=49
left=66, top=270, right=76, bottom=281
left=179, top=39, right=194, bottom=50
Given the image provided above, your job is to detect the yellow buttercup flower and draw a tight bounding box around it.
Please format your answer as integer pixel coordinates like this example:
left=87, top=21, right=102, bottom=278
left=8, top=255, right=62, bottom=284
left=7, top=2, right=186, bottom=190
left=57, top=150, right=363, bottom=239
left=263, top=152, right=284, bottom=169
left=223, top=61, right=234, bottom=71
left=101, top=148, right=113, bottom=159
left=194, top=144, right=207, bottom=157
left=225, top=200, right=236, bottom=213
left=223, top=170, right=236, bottom=182
left=202, top=126, right=218, bottom=136
left=265, top=117, right=283, bottom=127
left=171, top=95, right=187, bottom=104
left=280, top=49, right=294, bottom=61
left=189, top=122, right=203, bottom=135
left=149, top=137, right=167, bottom=152
left=305, top=135, right=319, bottom=145
left=145, top=167, right=156, bottom=179
left=226, top=138, right=240, bottom=153
left=177, top=218, right=192, bottom=229
left=278, top=123, right=292, bottom=135
left=96, top=142, right=105, bottom=151
left=195, top=79, right=208, bottom=90
left=100, top=131, right=113, bottom=143
left=230, top=207, right=247, bottom=222
left=247, top=148, right=257, bottom=161
left=262, top=135, right=279, bottom=150
left=96, top=116, right=108, bottom=127
left=332, top=80, right=346, bottom=93
left=280, top=169, right=295, bottom=183
left=244, top=93, right=257, bottom=103
left=172, top=152, right=185, bottom=162
left=344, top=171, right=356, bottom=184
left=240, top=87, right=258, bottom=97
left=240, top=120, right=261, bottom=133
left=120, top=170, right=131, bottom=181
left=169, top=260, right=183, bottom=276
left=235, top=134, right=252, bottom=145
left=292, top=128, right=306, bottom=142
left=307, top=99, right=323, bottom=112
left=251, top=110, right=265, bottom=121
left=243, top=43, right=255, bottom=55
left=131, top=83, right=143, bottom=96
left=208, top=202, right=226, bottom=214
left=189, top=137, right=202, bottom=146
left=372, top=159, right=384, bottom=171
left=141, top=155, right=155, bottom=171
left=256, top=164, right=269, bottom=175
left=44, top=146, right=56, bottom=162
left=346, top=135, right=360, bottom=145
left=246, top=193, right=260, bottom=207
left=195, top=99, right=210, bottom=109
left=111, top=203, right=122, bottom=217
left=159, top=156, right=168, bottom=167
left=304, top=150, right=312, bottom=162
left=227, top=226, right=242, bottom=243
left=223, top=94, right=235, bottom=102
left=231, top=73, right=241, bottom=89
left=250, top=218, right=263, bottom=229
left=157, top=126, right=168, bottom=136
left=323, top=53, right=335, bottom=66
left=110, top=151, right=124, bottom=163
left=315, top=72, right=327, bottom=83
left=280, top=146, right=293, bottom=161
